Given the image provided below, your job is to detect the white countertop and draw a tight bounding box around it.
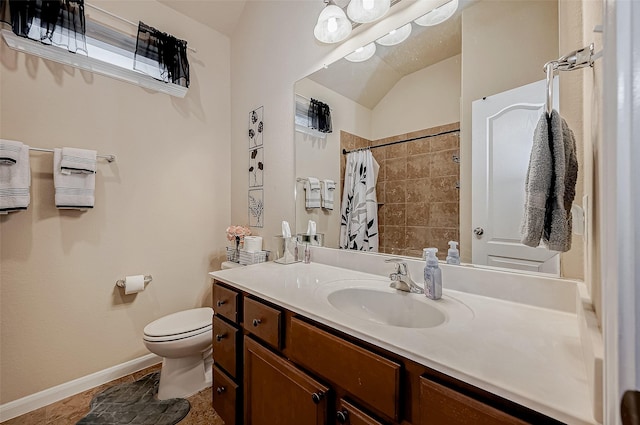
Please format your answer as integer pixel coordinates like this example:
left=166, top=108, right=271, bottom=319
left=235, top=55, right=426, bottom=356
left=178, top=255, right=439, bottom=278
left=210, top=261, right=596, bottom=425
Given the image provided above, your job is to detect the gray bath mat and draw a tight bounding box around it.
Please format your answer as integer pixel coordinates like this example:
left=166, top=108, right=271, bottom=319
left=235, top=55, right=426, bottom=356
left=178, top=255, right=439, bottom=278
left=76, top=372, right=190, bottom=425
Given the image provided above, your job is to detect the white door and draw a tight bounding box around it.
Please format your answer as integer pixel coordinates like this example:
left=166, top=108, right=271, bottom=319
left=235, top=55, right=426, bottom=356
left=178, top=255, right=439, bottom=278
left=472, top=78, right=559, bottom=275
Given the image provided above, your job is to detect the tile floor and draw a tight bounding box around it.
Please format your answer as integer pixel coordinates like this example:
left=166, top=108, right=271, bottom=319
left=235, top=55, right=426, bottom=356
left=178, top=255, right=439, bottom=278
left=1, top=364, right=224, bottom=425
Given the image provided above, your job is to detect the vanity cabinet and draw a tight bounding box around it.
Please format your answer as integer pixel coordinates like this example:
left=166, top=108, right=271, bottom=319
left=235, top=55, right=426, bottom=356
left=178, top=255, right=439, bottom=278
left=336, top=399, right=386, bottom=425
left=418, top=377, right=528, bottom=425
left=212, top=279, right=566, bottom=425
left=243, top=297, right=282, bottom=349
left=244, top=336, right=329, bottom=425
left=212, top=282, right=243, bottom=425
left=288, top=317, right=401, bottom=421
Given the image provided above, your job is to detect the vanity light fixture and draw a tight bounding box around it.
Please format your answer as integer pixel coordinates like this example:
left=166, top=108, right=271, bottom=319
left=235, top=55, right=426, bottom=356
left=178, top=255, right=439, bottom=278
left=375, top=23, right=412, bottom=46
left=314, top=4, right=353, bottom=43
left=414, top=0, right=458, bottom=26
left=345, top=42, right=377, bottom=62
left=347, top=0, right=390, bottom=24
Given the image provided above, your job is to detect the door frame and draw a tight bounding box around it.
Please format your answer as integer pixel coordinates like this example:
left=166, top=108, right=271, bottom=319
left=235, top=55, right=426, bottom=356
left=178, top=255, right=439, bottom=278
left=602, top=0, right=640, bottom=423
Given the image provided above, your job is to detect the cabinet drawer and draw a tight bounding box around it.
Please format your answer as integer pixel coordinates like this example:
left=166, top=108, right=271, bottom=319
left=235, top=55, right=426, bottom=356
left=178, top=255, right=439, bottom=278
left=213, top=316, right=239, bottom=378
left=337, top=399, right=386, bottom=425
left=243, top=297, right=282, bottom=348
left=289, top=317, right=401, bottom=421
left=213, top=365, right=240, bottom=425
left=419, top=377, right=529, bottom=425
left=213, top=282, right=239, bottom=323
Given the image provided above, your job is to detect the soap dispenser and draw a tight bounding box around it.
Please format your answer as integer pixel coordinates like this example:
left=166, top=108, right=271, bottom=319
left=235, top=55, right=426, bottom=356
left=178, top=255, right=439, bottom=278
left=446, top=241, right=460, bottom=265
left=423, top=248, right=442, bottom=300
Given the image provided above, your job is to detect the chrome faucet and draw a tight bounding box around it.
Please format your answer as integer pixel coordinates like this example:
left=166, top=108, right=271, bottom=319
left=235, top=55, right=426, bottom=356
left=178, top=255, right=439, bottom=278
left=385, top=258, right=424, bottom=294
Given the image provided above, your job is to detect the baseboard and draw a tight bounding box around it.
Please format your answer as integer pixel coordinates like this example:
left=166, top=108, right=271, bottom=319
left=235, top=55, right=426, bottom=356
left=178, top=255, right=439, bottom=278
left=0, top=353, right=162, bottom=422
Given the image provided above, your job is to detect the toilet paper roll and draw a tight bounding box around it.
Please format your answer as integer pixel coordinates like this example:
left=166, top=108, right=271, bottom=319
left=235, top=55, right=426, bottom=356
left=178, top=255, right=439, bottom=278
left=124, top=275, right=145, bottom=295
left=244, top=236, right=263, bottom=252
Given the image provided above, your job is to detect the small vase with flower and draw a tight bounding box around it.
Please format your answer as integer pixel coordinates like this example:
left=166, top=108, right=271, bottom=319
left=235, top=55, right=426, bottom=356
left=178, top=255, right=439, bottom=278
left=226, top=225, right=252, bottom=263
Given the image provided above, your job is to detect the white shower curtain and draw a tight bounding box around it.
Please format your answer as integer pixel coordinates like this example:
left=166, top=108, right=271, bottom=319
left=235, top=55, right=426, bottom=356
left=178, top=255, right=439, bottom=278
left=339, top=150, right=379, bottom=251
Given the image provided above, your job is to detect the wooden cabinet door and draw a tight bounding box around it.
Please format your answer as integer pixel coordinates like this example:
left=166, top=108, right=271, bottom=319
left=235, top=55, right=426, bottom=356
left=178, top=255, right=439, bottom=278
left=419, top=377, right=529, bottom=425
left=336, top=399, right=386, bottom=425
left=244, top=336, right=329, bottom=425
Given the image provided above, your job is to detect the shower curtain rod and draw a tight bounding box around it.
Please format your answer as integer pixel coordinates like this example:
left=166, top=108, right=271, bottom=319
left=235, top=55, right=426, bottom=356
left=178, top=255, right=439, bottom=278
left=85, top=2, right=197, bottom=53
left=341, top=128, right=459, bottom=155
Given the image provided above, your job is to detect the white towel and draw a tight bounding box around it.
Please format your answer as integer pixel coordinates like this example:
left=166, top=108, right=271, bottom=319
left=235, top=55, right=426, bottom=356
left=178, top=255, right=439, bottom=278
left=0, top=139, right=23, bottom=165
left=54, top=148, right=95, bottom=210
left=0, top=143, right=30, bottom=214
left=321, top=179, right=336, bottom=210
left=60, top=147, right=97, bottom=175
left=304, top=177, right=321, bottom=209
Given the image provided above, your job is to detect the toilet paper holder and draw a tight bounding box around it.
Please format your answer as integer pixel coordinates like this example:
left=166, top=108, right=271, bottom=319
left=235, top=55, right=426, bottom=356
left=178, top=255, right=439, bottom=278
left=115, top=275, right=153, bottom=288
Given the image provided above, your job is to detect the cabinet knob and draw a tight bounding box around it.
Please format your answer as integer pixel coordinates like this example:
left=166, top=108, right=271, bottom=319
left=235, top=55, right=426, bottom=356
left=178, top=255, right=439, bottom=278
left=336, top=410, right=349, bottom=423
left=216, top=300, right=226, bottom=307
left=215, top=333, right=227, bottom=342
left=252, top=318, right=262, bottom=327
left=311, top=391, right=325, bottom=404
left=216, top=386, right=226, bottom=394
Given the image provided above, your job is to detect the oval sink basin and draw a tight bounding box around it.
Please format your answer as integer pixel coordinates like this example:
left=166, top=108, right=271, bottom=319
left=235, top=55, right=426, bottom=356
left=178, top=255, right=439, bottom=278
left=327, top=287, right=446, bottom=328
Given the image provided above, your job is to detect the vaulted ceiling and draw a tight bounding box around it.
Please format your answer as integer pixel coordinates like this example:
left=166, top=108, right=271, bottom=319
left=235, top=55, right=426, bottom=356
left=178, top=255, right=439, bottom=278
left=158, top=0, right=248, bottom=36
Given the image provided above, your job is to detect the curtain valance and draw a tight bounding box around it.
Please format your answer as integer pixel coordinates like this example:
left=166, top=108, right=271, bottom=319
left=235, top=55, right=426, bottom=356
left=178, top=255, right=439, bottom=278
left=0, top=0, right=87, bottom=53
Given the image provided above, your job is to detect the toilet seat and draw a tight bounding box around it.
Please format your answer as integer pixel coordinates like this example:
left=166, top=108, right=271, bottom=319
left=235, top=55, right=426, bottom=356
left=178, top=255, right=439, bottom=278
left=143, top=307, right=213, bottom=342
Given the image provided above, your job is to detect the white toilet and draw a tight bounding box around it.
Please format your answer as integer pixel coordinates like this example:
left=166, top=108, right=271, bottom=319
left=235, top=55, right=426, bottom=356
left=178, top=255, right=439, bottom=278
left=143, top=307, right=214, bottom=400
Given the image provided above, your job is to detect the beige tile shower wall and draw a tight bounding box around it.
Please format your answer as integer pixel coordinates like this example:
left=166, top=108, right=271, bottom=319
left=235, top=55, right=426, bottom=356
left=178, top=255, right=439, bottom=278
left=0, top=1, right=231, bottom=404
left=341, top=124, right=459, bottom=259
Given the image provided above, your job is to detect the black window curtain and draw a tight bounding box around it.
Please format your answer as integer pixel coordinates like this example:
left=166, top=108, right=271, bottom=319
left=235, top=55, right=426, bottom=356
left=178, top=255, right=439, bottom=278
left=134, top=21, right=189, bottom=88
left=308, top=98, right=332, bottom=134
left=0, top=0, right=87, bottom=53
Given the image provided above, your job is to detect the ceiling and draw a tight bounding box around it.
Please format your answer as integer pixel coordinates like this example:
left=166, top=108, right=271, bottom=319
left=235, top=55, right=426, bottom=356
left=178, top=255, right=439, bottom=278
left=159, top=0, right=463, bottom=109
left=306, top=12, right=462, bottom=109
left=158, top=0, right=248, bottom=36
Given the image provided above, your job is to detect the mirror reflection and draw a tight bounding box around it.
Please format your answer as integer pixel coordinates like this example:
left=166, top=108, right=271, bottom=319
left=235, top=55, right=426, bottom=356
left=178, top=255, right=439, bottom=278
left=295, top=0, right=581, bottom=277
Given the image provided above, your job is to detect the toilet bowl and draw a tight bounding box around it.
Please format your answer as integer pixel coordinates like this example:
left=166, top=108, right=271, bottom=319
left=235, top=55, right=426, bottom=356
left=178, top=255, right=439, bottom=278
left=143, top=307, right=214, bottom=400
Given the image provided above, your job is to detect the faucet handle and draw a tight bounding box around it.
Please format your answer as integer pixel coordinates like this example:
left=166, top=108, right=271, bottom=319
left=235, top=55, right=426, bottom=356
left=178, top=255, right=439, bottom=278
left=384, top=258, right=408, bottom=275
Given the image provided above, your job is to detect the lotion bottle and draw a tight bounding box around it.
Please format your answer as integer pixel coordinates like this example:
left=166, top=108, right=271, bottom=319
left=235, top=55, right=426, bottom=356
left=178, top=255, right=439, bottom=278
left=423, top=248, right=442, bottom=300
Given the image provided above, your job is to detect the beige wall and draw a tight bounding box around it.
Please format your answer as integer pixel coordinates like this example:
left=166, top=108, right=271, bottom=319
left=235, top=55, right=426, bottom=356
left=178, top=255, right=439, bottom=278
left=0, top=1, right=231, bottom=404
left=372, top=54, right=461, bottom=140
left=459, top=0, right=561, bottom=264
left=294, top=78, right=373, bottom=246
left=230, top=1, right=333, bottom=253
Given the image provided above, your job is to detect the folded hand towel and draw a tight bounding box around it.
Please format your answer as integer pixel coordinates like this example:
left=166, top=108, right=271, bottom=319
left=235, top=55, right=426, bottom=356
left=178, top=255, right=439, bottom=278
left=0, top=143, right=30, bottom=214
left=54, top=148, right=95, bottom=210
left=305, top=177, right=321, bottom=209
left=0, top=139, right=23, bottom=165
left=60, top=147, right=97, bottom=175
left=321, top=179, right=336, bottom=210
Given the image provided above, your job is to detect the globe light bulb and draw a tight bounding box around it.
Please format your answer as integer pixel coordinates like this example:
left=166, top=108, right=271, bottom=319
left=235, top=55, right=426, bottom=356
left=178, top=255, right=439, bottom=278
left=327, top=17, right=337, bottom=33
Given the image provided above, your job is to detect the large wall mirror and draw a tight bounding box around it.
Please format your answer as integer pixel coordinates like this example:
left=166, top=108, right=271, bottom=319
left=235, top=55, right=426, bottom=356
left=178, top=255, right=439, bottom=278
left=294, top=0, right=584, bottom=278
